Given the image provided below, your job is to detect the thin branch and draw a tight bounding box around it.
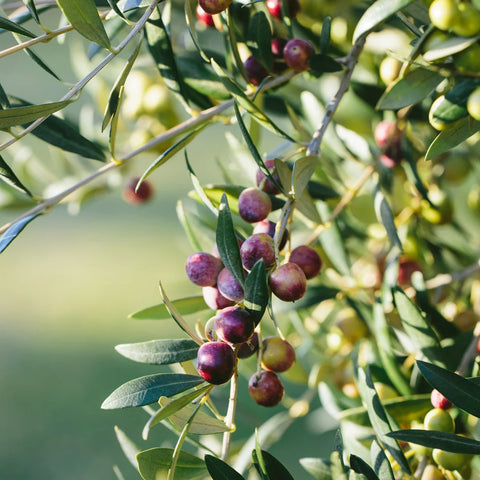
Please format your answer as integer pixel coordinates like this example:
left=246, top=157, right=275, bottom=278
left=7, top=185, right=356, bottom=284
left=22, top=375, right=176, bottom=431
left=0, top=71, right=294, bottom=235
left=306, top=35, right=366, bottom=157
left=305, top=164, right=375, bottom=245
left=0, top=0, right=160, bottom=155
left=425, top=259, right=480, bottom=290
left=221, top=365, right=238, bottom=461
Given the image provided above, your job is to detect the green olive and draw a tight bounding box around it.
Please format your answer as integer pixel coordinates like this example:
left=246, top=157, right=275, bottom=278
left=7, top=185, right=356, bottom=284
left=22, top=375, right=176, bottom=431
left=451, top=2, right=480, bottom=36
left=429, top=0, right=459, bottom=31
left=454, top=43, right=480, bottom=73
left=432, top=448, right=471, bottom=471
left=467, top=86, right=480, bottom=121
left=423, top=407, right=455, bottom=432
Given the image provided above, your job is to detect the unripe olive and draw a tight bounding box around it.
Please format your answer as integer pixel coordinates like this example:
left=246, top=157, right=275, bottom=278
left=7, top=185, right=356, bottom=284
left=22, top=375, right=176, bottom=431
left=261, top=336, right=296, bottom=372
left=454, top=43, right=480, bottom=73
left=420, top=187, right=453, bottom=225
left=432, top=448, right=471, bottom=471
left=421, top=464, right=446, bottom=480
left=379, top=56, right=402, bottom=85
left=429, top=0, right=459, bottom=31
left=451, top=2, right=480, bottom=37
left=423, top=408, right=455, bottom=432
left=467, top=86, right=480, bottom=121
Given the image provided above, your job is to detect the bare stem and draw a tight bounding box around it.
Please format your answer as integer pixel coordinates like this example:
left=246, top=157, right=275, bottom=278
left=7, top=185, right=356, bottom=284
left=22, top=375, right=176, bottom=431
left=306, top=35, right=366, bottom=157
left=425, top=259, right=480, bottom=290
left=221, top=365, right=238, bottom=461
left=0, top=71, right=294, bottom=236
left=305, top=164, right=375, bottom=245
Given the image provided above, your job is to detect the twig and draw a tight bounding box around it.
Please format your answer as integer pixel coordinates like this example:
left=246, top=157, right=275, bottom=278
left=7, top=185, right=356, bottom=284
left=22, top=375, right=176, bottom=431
left=0, top=0, right=160, bottom=155
left=221, top=365, right=238, bottom=461
left=425, top=259, right=480, bottom=290
left=0, top=71, right=294, bottom=235
left=306, top=35, right=366, bottom=157
left=305, top=164, right=375, bottom=245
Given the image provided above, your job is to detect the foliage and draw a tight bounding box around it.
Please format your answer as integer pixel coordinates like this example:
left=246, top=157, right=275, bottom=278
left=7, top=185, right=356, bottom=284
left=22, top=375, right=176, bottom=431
left=1, top=0, right=480, bottom=479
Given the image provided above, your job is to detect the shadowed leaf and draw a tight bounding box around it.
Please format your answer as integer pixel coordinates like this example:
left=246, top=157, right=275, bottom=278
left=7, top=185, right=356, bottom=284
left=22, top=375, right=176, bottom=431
left=205, top=455, right=246, bottom=480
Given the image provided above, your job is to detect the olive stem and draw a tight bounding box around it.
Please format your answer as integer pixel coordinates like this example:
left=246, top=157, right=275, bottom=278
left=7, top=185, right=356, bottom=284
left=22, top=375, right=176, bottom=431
left=221, top=364, right=238, bottom=461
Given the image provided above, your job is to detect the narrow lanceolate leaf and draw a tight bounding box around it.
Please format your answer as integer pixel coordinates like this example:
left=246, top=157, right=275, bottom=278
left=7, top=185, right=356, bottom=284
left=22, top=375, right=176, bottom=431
left=184, top=0, right=209, bottom=62
left=370, top=441, right=394, bottom=480
left=233, top=103, right=284, bottom=195
left=137, top=126, right=206, bottom=187
left=376, top=68, right=444, bottom=110
left=353, top=0, right=414, bottom=42
left=129, top=296, right=207, bottom=320
left=176, top=201, right=204, bottom=253
left=252, top=448, right=269, bottom=480
left=216, top=194, right=245, bottom=288
left=299, top=458, right=332, bottom=480
left=355, top=367, right=411, bottom=475
left=205, top=455, right=246, bottom=480
left=393, top=288, right=445, bottom=366
left=211, top=60, right=294, bottom=142
left=24, top=48, right=61, bottom=81
left=423, top=35, right=479, bottom=62
left=145, top=8, right=211, bottom=109
left=388, top=430, right=480, bottom=454
left=159, top=283, right=204, bottom=345
left=247, top=11, right=273, bottom=71
left=102, top=38, right=142, bottom=131
left=260, top=451, right=294, bottom=480
left=0, top=155, right=33, bottom=197
left=22, top=0, right=41, bottom=24
left=143, top=385, right=211, bottom=439
left=417, top=360, right=480, bottom=418
left=101, top=373, right=204, bottom=409
left=137, top=448, right=206, bottom=480
left=115, top=339, right=199, bottom=365
left=0, top=15, right=36, bottom=38
left=426, top=117, right=480, bottom=160
left=374, top=186, right=402, bottom=251
left=114, top=426, right=141, bottom=469
left=159, top=397, right=231, bottom=434
left=56, top=0, right=111, bottom=49
left=0, top=100, right=72, bottom=130
left=244, top=260, right=269, bottom=325
left=0, top=214, right=39, bottom=254
left=350, top=454, right=379, bottom=480
left=292, top=156, right=319, bottom=199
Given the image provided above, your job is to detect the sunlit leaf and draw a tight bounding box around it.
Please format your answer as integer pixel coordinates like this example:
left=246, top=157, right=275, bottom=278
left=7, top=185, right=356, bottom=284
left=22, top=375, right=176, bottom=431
left=160, top=397, right=231, bottom=434
left=0, top=154, right=33, bottom=197
left=115, top=339, right=199, bottom=365
left=292, top=155, right=319, bottom=199
left=129, top=296, right=207, bottom=320
left=370, top=441, right=394, bottom=480
left=216, top=193, right=245, bottom=287
left=299, top=457, right=333, bottom=480
left=114, top=426, right=140, bottom=469
left=393, top=288, right=445, bottom=366
left=143, top=385, right=211, bottom=439
left=56, top=0, right=111, bottom=49
left=205, top=455, right=246, bottom=480
left=423, top=35, right=479, bottom=62
left=137, top=448, right=206, bottom=480
left=101, top=373, right=204, bottom=409
left=0, top=214, right=39, bottom=254
left=377, top=68, right=443, bottom=110
left=374, top=186, right=402, bottom=251
left=353, top=0, right=414, bottom=42
left=417, top=360, right=480, bottom=417
left=388, top=429, right=480, bottom=454
left=355, top=367, right=411, bottom=475
left=244, top=260, right=269, bottom=325
left=0, top=99, right=73, bottom=129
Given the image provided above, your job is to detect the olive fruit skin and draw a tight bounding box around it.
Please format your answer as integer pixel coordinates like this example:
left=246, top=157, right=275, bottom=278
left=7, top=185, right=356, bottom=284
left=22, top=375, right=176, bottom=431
left=253, top=219, right=288, bottom=250
left=237, top=332, right=259, bottom=359
left=256, top=158, right=281, bottom=195
left=379, top=56, right=402, bottom=85
left=451, top=2, right=480, bottom=37
left=244, top=56, right=269, bottom=86
left=269, top=262, right=307, bottom=302
left=467, top=87, right=480, bottom=121
left=123, top=178, right=153, bottom=204
left=204, top=317, right=218, bottom=342
left=216, top=268, right=244, bottom=302
left=196, top=342, right=235, bottom=385
left=185, top=252, right=223, bottom=287
left=202, top=286, right=235, bottom=311
left=248, top=370, right=285, bottom=407
left=214, top=306, right=255, bottom=345
left=240, top=233, right=276, bottom=271
left=283, top=38, right=315, bottom=71
left=374, top=121, right=403, bottom=168
left=238, top=187, right=272, bottom=223
left=429, top=0, right=459, bottom=31
left=432, top=449, right=471, bottom=471
left=196, top=4, right=215, bottom=28
left=431, top=388, right=453, bottom=410
left=198, top=0, right=232, bottom=15
left=261, top=337, right=296, bottom=372
left=424, top=408, right=455, bottom=433
left=289, top=245, right=322, bottom=279
left=421, top=464, right=446, bottom=480
left=266, top=0, right=300, bottom=19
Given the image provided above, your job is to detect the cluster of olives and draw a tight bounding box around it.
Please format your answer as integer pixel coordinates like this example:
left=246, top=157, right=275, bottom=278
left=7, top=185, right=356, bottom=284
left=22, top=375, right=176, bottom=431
left=416, top=389, right=473, bottom=477
left=184, top=160, right=322, bottom=406
left=196, top=0, right=315, bottom=85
